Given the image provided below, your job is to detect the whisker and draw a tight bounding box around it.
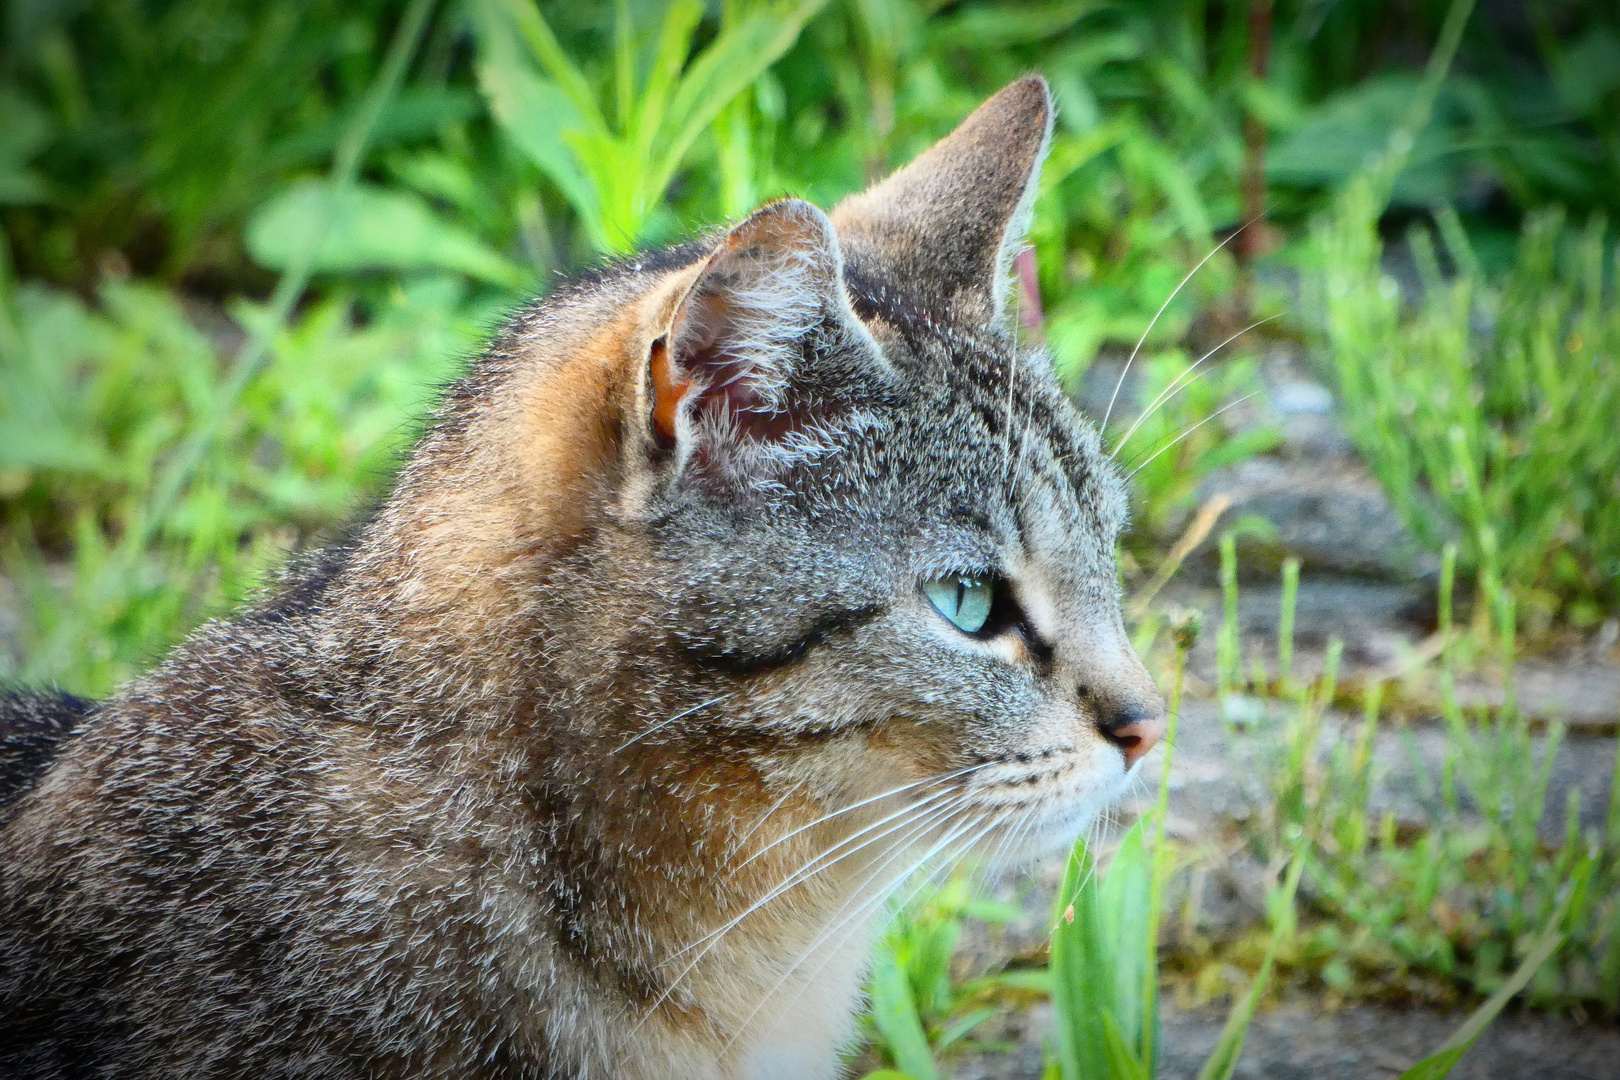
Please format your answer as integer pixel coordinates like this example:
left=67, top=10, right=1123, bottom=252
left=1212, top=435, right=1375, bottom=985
left=732, top=783, right=805, bottom=853
left=1111, top=315, right=1278, bottom=459
left=690, top=796, right=978, bottom=1021
left=717, top=808, right=1009, bottom=1060
left=1013, top=378, right=1038, bottom=485
left=612, top=694, right=732, bottom=753
left=670, top=786, right=973, bottom=965
left=1049, top=829, right=1102, bottom=933
left=619, top=792, right=972, bottom=1055
left=999, top=797, right=1044, bottom=869
left=1000, top=350, right=1019, bottom=479
left=1099, top=224, right=1250, bottom=433
left=731, top=761, right=992, bottom=875
left=1124, top=392, right=1259, bottom=481
left=978, top=792, right=1040, bottom=879
left=961, top=800, right=1037, bottom=922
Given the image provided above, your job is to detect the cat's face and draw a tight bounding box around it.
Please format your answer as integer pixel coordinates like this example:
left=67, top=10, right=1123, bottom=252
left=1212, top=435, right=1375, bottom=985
left=598, top=76, right=1165, bottom=867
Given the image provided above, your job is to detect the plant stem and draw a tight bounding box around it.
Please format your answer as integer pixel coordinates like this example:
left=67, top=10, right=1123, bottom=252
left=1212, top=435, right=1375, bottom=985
left=1235, top=0, right=1273, bottom=315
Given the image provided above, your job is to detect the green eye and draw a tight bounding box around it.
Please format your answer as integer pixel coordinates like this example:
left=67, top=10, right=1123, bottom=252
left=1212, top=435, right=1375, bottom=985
left=923, top=575, right=994, bottom=634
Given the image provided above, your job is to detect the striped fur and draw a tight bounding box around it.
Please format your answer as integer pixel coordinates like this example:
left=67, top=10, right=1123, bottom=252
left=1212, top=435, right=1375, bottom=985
left=0, top=76, right=1162, bottom=1080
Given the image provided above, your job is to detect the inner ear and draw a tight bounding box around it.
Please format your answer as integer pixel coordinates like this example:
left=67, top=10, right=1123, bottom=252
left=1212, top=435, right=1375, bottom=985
left=646, top=198, right=851, bottom=467
left=648, top=336, right=686, bottom=449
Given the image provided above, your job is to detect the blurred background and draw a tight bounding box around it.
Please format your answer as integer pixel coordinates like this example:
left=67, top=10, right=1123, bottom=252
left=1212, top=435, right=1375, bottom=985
left=2, top=1, right=1618, bottom=1075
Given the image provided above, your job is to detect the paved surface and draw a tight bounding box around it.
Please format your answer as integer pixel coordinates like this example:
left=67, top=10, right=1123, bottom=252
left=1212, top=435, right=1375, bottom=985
left=941, top=997, right=1620, bottom=1079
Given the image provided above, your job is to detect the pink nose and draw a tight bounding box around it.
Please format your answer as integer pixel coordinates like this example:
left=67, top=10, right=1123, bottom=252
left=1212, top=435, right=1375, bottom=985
left=1108, top=715, right=1166, bottom=769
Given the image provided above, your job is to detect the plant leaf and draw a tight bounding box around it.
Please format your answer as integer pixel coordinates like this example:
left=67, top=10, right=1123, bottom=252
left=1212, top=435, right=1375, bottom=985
left=650, top=0, right=829, bottom=199
left=1396, top=891, right=1571, bottom=1080
left=1197, top=847, right=1307, bottom=1080
left=484, top=0, right=606, bottom=136
left=935, top=1006, right=998, bottom=1052
left=472, top=27, right=605, bottom=247
left=1100, top=1010, right=1153, bottom=1080
left=246, top=180, right=526, bottom=288
left=633, top=0, right=705, bottom=154
left=869, top=937, right=939, bottom=1080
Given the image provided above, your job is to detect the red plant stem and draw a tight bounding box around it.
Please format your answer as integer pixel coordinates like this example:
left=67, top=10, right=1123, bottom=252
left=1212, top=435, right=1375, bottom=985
left=1237, top=0, right=1274, bottom=311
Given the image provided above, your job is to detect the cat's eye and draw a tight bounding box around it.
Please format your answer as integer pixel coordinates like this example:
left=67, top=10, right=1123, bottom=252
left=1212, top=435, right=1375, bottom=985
left=922, top=575, right=994, bottom=634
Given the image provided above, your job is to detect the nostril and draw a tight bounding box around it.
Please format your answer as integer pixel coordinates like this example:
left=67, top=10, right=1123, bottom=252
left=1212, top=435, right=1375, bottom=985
left=1097, top=704, right=1167, bottom=769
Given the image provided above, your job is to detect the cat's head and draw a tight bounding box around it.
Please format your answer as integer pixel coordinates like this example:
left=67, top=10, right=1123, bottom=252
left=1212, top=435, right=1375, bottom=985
left=404, top=76, right=1164, bottom=868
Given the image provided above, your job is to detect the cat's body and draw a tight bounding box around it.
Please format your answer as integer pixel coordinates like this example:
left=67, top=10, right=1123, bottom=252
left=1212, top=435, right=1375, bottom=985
left=0, top=77, right=1164, bottom=1079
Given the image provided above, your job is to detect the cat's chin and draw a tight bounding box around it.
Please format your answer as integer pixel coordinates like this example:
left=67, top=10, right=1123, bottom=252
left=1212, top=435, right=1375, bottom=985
left=963, top=781, right=1133, bottom=869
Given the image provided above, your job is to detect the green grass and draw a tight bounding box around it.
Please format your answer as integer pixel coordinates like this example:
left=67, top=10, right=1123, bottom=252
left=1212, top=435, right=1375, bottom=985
left=1311, top=199, right=1620, bottom=628
left=1219, top=544, right=1620, bottom=1012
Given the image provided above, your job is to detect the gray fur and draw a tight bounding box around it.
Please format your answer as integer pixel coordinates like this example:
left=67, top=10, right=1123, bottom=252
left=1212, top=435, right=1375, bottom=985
left=0, top=76, right=1162, bottom=1080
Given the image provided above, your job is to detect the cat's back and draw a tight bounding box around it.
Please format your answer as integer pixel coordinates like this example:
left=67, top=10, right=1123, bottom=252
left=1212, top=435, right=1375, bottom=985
left=0, top=690, right=94, bottom=824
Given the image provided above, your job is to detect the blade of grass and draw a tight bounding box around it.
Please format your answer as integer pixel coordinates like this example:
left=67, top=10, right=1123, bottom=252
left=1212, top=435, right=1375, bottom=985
left=1196, top=845, right=1307, bottom=1080
left=870, top=938, right=939, bottom=1080
left=1100, top=1010, right=1153, bottom=1080
left=1397, top=890, right=1571, bottom=1080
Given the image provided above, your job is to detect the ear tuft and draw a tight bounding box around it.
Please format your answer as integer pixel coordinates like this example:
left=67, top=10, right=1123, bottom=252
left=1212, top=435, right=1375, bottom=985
left=831, top=75, right=1052, bottom=326
left=650, top=199, right=860, bottom=484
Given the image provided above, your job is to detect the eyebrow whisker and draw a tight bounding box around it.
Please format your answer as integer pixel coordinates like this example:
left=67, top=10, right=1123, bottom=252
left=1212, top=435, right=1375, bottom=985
left=1099, top=223, right=1252, bottom=434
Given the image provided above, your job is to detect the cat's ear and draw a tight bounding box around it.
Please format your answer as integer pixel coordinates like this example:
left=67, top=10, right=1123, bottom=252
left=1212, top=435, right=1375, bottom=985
left=641, top=198, right=872, bottom=486
left=830, top=74, right=1052, bottom=325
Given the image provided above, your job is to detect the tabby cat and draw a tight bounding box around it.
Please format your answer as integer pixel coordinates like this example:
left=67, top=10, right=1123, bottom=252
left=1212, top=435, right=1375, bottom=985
left=0, top=76, right=1164, bottom=1079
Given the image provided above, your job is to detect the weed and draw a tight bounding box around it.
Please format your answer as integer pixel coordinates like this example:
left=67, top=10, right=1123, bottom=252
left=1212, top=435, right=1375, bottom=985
left=1213, top=539, right=1619, bottom=1012
left=1311, top=201, right=1620, bottom=624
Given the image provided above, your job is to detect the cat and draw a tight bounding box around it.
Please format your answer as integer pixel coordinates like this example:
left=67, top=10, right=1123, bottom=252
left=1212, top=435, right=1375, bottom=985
left=0, top=75, right=1164, bottom=1080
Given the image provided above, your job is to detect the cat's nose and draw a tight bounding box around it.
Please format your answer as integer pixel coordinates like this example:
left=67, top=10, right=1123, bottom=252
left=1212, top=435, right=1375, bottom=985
left=1097, top=701, right=1165, bottom=769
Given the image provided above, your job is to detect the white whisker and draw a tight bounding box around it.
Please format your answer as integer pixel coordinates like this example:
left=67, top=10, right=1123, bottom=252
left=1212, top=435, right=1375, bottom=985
left=1124, top=392, right=1259, bottom=480
left=1111, top=315, right=1278, bottom=459
left=731, top=761, right=992, bottom=874
left=612, top=694, right=732, bottom=753
left=1000, top=350, right=1019, bottom=479
left=716, top=808, right=1010, bottom=1060
left=670, top=786, right=973, bottom=965
left=1099, top=225, right=1250, bottom=433
left=1049, top=829, right=1101, bottom=933
left=732, top=783, right=804, bottom=853
left=619, top=790, right=972, bottom=1055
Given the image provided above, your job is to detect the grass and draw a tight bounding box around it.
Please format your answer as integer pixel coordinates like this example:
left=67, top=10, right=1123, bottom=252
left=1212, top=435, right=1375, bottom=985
left=1311, top=198, right=1620, bottom=629
left=1202, top=536, right=1620, bottom=1013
